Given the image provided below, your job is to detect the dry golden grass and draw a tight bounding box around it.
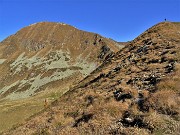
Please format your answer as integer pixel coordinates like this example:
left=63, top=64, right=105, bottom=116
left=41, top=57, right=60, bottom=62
left=152, top=115, right=180, bottom=135
left=145, top=64, right=180, bottom=134
left=2, top=22, right=180, bottom=135
left=157, top=64, right=180, bottom=92
left=0, top=98, right=44, bottom=133
left=149, top=90, right=180, bottom=115
left=0, top=81, right=72, bottom=133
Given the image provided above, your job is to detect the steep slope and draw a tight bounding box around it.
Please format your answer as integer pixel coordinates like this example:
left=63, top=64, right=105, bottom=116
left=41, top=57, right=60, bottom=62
left=0, top=22, right=120, bottom=132
left=3, top=22, right=180, bottom=135
left=0, top=22, right=120, bottom=100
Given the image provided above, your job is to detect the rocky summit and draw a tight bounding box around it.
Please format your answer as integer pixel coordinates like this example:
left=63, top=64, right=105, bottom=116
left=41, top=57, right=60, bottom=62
left=1, top=22, right=180, bottom=135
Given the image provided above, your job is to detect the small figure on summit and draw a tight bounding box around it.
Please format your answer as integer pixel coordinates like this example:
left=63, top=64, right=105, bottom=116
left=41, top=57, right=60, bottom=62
left=165, top=18, right=167, bottom=21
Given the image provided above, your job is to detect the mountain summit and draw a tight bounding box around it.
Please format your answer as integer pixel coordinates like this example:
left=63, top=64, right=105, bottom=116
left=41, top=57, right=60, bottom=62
left=0, top=22, right=120, bottom=100
left=0, top=22, right=121, bottom=132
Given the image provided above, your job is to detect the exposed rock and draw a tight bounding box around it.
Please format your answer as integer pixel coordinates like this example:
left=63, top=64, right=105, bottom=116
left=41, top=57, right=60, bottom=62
left=118, top=111, right=153, bottom=132
left=85, top=95, right=94, bottom=106
left=113, top=90, right=132, bottom=102
left=164, top=62, right=174, bottom=73
left=98, top=45, right=111, bottom=60
left=72, top=113, right=93, bottom=127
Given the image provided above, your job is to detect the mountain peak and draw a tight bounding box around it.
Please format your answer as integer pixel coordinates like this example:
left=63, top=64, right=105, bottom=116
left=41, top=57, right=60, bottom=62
left=28, top=22, right=69, bottom=26
left=0, top=22, right=120, bottom=100
left=135, top=21, right=180, bottom=41
left=25, top=22, right=77, bottom=31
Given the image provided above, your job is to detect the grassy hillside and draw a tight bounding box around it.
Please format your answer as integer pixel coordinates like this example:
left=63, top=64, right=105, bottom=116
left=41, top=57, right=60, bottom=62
left=2, top=22, right=180, bottom=135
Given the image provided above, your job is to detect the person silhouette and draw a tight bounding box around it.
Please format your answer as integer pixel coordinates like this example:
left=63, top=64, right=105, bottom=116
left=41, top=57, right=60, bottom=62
left=44, top=98, right=48, bottom=108
left=165, top=18, right=167, bottom=21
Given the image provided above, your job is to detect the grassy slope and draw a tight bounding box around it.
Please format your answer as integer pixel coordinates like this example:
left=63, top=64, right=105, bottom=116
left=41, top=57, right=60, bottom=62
left=0, top=22, right=121, bottom=133
left=0, top=73, right=82, bottom=133
left=2, top=22, right=180, bottom=135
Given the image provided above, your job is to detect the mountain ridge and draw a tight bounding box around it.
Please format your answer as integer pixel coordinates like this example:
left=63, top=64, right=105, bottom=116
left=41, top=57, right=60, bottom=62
left=2, top=21, right=180, bottom=135
left=0, top=22, right=122, bottom=132
left=0, top=21, right=121, bottom=100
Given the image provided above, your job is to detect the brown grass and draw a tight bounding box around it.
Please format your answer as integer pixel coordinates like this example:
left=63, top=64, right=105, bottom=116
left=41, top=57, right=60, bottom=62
left=144, top=64, right=180, bottom=134
left=0, top=98, right=44, bottom=133
left=149, top=90, right=180, bottom=115
left=2, top=22, right=180, bottom=135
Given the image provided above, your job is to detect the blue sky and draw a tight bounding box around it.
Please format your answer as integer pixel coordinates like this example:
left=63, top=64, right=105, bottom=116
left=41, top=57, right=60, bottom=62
left=0, top=0, right=179, bottom=42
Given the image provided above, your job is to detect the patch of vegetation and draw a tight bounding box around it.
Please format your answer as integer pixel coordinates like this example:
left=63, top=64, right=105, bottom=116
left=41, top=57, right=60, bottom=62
left=32, top=128, right=50, bottom=135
